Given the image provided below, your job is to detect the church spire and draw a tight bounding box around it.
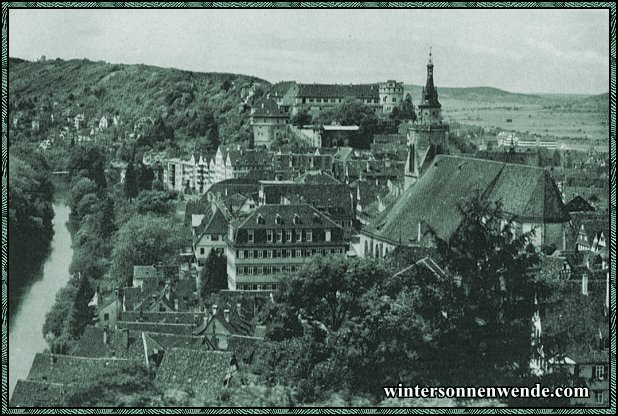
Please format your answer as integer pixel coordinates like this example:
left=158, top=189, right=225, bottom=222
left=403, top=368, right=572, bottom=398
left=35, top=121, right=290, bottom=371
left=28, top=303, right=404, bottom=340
left=421, top=47, right=440, bottom=108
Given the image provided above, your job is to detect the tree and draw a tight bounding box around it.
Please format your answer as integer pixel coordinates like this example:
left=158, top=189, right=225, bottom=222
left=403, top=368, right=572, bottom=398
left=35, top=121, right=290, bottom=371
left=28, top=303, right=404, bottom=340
left=134, top=190, right=177, bottom=216
left=68, top=177, right=98, bottom=219
left=391, top=94, right=417, bottom=122
left=68, top=145, right=107, bottom=188
left=137, top=164, right=155, bottom=191
left=124, top=162, right=138, bottom=200
left=428, top=192, right=540, bottom=385
left=290, top=110, right=312, bottom=127
left=200, top=249, right=228, bottom=298
left=110, top=214, right=185, bottom=286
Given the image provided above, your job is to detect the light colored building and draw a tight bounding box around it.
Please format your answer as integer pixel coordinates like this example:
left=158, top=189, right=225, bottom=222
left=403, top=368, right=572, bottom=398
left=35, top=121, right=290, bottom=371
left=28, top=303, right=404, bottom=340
left=250, top=97, right=289, bottom=149
left=379, top=80, right=404, bottom=113
left=226, top=204, right=346, bottom=291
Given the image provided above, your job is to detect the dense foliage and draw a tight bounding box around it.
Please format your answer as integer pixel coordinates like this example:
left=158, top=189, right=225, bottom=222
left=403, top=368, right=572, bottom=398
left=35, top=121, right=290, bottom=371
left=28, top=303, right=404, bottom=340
left=8, top=147, right=55, bottom=291
left=253, top=193, right=544, bottom=404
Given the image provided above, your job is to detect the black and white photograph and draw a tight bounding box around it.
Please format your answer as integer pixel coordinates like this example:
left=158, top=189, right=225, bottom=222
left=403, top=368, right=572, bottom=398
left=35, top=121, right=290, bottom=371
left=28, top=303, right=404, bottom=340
left=3, top=5, right=613, bottom=409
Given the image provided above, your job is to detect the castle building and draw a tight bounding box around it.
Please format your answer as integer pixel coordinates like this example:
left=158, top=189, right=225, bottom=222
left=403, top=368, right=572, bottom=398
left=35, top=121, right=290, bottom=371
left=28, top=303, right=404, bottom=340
left=379, top=80, right=405, bottom=113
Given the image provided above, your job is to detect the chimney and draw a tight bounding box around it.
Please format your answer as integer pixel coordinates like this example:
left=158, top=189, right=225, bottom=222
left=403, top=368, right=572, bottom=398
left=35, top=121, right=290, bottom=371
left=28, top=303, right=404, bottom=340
left=212, top=304, right=219, bottom=317
left=174, top=299, right=179, bottom=311
left=103, top=326, right=108, bottom=345
left=224, top=309, right=230, bottom=323
left=236, top=303, right=242, bottom=318
left=122, top=328, right=129, bottom=349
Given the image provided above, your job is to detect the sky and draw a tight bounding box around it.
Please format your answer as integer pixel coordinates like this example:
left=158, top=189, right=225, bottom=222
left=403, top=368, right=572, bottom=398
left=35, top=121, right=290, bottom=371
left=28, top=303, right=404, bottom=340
left=8, top=8, right=610, bottom=94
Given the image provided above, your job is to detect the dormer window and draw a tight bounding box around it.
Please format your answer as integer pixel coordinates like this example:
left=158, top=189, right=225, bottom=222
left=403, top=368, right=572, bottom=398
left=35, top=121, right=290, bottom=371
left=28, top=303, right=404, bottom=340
left=248, top=230, right=254, bottom=244
left=293, top=214, right=300, bottom=225
left=256, top=214, right=265, bottom=225
left=275, top=214, right=282, bottom=225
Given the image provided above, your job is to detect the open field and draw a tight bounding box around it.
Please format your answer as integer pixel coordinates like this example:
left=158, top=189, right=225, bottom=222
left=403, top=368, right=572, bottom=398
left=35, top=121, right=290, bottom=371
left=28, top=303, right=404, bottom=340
left=403, top=86, right=609, bottom=152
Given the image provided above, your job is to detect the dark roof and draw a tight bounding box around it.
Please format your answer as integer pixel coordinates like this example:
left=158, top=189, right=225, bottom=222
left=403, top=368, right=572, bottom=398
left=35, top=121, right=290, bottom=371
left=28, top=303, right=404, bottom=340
left=10, top=380, right=69, bottom=407
left=120, top=311, right=205, bottom=325
left=225, top=335, right=263, bottom=365
left=206, top=179, right=261, bottom=201
left=72, top=327, right=145, bottom=361
left=259, top=182, right=354, bottom=218
left=268, top=81, right=296, bottom=97
left=194, top=309, right=253, bottom=337
left=117, top=321, right=197, bottom=335
left=251, top=97, right=288, bottom=118
left=365, top=155, right=570, bottom=244
left=297, top=83, right=379, bottom=99
left=293, top=171, right=341, bottom=184
left=236, top=204, right=341, bottom=231
left=565, top=195, right=596, bottom=213
left=27, top=354, right=137, bottom=385
left=154, top=349, right=234, bottom=402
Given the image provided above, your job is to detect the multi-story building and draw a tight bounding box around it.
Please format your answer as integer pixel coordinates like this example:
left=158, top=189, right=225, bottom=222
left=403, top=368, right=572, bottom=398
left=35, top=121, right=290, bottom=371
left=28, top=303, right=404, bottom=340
left=257, top=180, right=356, bottom=238
left=250, top=97, right=289, bottom=149
left=165, top=154, right=211, bottom=194
left=226, top=204, right=347, bottom=291
left=379, top=80, right=405, bottom=113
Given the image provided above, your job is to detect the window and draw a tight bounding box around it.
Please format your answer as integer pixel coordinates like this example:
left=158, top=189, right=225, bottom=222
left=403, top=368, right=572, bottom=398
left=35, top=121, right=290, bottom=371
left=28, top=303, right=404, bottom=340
left=248, top=250, right=254, bottom=259
left=267, top=250, right=273, bottom=259
left=286, top=249, right=292, bottom=258
left=277, top=230, right=283, bottom=242
left=267, top=230, right=273, bottom=243
left=256, top=214, right=264, bottom=224
left=295, top=249, right=302, bottom=258
left=248, top=266, right=254, bottom=275
left=258, top=250, right=263, bottom=258
left=306, top=230, right=312, bottom=242
left=296, top=230, right=302, bottom=242
left=286, top=230, right=292, bottom=242
left=212, top=234, right=219, bottom=241
left=104, top=313, right=109, bottom=321
left=275, top=214, right=282, bottom=225
left=248, top=230, right=254, bottom=243
left=238, top=250, right=244, bottom=259
left=200, top=247, right=205, bottom=255
left=325, top=229, right=331, bottom=242
left=595, top=391, right=604, bottom=404
left=596, top=365, right=605, bottom=380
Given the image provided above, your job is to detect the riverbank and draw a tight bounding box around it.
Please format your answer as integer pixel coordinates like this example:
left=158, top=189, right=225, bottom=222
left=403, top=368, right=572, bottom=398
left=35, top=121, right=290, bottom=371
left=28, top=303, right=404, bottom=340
left=8, top=202, right=73, bottom=396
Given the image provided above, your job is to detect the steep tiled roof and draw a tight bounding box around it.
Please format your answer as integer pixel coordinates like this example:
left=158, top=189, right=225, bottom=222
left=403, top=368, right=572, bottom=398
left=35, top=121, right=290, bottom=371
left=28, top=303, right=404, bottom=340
left=365, top=155, right=570, bottom=244
left=10, top=380, right=69, bottom=407
left=297, top=83, right=379, bottom=99
left=27, top=354, right=137, bottom=385
left=120, top=311, right=205, bottom=325
left=154, top=349, right=235, bottom=402
left=236, top=204, right=341, bottom=231
left=206, top=179, right=261, bottom=201
left=565, top=195, right=596, bottom=213
left=251, top=97, right=288, bottom=118
left=228, top=148, right=272, bottom=168
left=226, top=335, right=263, bottom=365
left=269, top=81, right=296, bottom=97
left=72, top=327, right=145, bottom=361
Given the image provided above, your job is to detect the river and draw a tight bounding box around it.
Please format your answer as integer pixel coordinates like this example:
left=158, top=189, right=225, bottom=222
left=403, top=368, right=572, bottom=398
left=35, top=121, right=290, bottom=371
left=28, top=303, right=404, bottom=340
left=8, top=202, right=73, bottom=397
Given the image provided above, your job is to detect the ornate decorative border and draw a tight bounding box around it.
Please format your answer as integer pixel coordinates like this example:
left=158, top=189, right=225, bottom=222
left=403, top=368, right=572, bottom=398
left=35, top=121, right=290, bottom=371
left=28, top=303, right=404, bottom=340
left=1, top=2, right=615, bottom=413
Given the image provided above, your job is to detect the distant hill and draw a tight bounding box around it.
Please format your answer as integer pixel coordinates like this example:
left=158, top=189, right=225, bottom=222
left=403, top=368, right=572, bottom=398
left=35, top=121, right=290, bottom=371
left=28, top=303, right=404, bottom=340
left=8, top=57, right=271, bottom=146
left=403, top=84, right=542, bottom=105
left=575, top=92, right=610, bottom=113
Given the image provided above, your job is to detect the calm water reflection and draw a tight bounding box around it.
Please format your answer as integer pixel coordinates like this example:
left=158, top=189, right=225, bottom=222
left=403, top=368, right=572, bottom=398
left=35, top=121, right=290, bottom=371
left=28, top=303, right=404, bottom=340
left=8, top=203, right=73, bottom=396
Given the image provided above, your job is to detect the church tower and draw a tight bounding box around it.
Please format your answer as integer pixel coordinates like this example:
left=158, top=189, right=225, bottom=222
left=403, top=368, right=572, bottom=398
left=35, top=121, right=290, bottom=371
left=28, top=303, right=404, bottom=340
left=407, top=48, right=449, bottom=172
left=404, top=138, right=419, bottom=191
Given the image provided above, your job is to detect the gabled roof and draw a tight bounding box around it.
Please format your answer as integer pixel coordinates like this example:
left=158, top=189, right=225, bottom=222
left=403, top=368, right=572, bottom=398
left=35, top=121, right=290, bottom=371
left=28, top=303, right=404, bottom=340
left=194, top=309, right=254, bottom=337
left=72, top=327, right=145, bottom=361
left=565, top=195, right=596, bottom=213
left=251, top=98, right=288, bottom=118
left=268, top=81, right=296, bottom=97
left=154, top=349, right=235, bottom=402
left=365, top=155, right=570, bottom=244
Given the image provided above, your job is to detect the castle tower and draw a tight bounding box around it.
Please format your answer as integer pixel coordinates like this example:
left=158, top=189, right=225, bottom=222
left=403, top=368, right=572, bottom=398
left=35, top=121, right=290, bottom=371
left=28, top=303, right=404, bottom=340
left=379, top=80, right=404, bottom=114
left=408, top=47, right=449, bottom=169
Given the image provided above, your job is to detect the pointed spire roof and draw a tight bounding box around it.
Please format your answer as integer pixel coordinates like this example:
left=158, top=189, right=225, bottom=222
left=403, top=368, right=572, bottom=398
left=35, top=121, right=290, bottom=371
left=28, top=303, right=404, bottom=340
left=420, top=47, right=440, bottom=108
